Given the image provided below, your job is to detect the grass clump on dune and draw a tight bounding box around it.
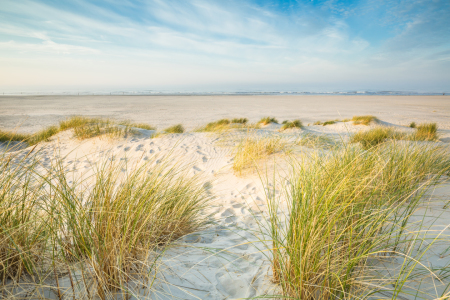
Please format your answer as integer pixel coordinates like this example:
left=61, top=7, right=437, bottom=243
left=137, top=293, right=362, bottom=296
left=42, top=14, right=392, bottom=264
left=262, top=142, right=450, bottom=299
left=258, top=117, right=278, bottom=125
left=409, top=121, right=416, bottom=128
left=0, top=150, right=209, bottom=299
left=73, top=120, right=130, bottom=140
left=352, top=123, right=440, bottom=149
left=197, top=118, right=254, bottom=132
left=28, top=126, right=60, bottom=144
left=0, top=130, right=30, bottom=143
left=280, top=120, right=303, bottom=131
left=197, top=119, right=231, bottom=132
left=322, top=120, right=337, bottom=125
left=0, top=127, right=58, bottom=145
left=233, top=133, right=289, bottom=173
left=0, top=150, right=50, bottom=282
left=47, top=158, right=209, bottom=298
left=352, top=115, right=378, bottom=125
left=414, top=122, right=438, bottom=141
left=0, top=116, right=156, bottom=146
left=350, top=127, right=404, bottom=149
left=231, top=118, right=248, bottom=124
left=163, top=124, right=185, bottom=134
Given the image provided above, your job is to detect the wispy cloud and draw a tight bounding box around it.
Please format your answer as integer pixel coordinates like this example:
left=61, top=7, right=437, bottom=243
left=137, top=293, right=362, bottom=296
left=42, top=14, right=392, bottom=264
left=0, top=0, right=448, bottom=91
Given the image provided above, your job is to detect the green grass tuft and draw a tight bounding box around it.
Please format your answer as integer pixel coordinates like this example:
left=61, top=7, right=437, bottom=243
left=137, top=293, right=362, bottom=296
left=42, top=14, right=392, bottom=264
left=258, top=116, right=278, bottom=125
left=414, top=122, right=438, bottom=141
left=409, top=121, right=416, bottom=128
left=352, top=115, right=378, bottom=125
left=350, top=127, right=402, bottom=149
left=164, top=124, right=185, bottom=134
left=231, top=118, right=248, bottom=124
left=262, top=142, right=450, bottom=299
left=322, top=120, right=337, bottom=126
left=28, top=126, right=59, bottom=145
left=0, top=130, right=30, bottom=143
left=0, top=149, right=209, bottom=297
left=233, top=133, right=289, bottom=174
left=280, top=120, right=303, bottom=131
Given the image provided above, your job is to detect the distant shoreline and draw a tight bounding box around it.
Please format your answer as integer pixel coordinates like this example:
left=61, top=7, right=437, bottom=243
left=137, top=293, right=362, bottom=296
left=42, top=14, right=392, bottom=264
left=0, top=91, right=447, bottom=97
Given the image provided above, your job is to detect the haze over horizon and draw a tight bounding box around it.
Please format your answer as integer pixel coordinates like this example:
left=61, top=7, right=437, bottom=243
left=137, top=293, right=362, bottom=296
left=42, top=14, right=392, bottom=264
left=1, top=0, right=449, bottom=93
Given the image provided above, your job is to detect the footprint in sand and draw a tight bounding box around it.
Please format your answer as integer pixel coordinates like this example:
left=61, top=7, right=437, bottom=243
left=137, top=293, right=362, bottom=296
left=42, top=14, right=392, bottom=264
left=215, top=272, right=254, bottom=299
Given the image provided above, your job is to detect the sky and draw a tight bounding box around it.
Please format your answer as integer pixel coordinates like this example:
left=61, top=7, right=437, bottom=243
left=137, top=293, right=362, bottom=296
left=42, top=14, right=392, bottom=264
left=0, top=0, right=449, bottom=93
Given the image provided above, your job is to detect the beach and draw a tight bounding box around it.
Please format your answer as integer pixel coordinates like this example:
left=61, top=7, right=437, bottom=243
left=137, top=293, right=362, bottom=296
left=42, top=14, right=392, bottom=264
left=1, top=95, right=450, bottom=299
left=1, top=95, right=450, bottom=133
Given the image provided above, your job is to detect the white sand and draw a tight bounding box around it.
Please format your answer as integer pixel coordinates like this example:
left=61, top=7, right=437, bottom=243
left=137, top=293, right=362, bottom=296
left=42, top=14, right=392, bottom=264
left=1, top=95, right=450, bottom=299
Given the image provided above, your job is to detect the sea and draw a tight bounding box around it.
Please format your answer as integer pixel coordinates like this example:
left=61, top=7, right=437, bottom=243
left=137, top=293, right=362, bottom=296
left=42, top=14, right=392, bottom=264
left=0, top=89, right=447, bottom=96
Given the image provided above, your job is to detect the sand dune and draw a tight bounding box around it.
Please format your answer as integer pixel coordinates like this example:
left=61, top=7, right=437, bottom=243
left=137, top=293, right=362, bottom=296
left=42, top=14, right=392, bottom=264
left=1, top=97, right=450, bottom=299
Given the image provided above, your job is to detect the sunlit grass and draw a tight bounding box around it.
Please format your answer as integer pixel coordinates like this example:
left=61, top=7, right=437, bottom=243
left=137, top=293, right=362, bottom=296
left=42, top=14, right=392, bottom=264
left=196, top=118, right=257, bottom=133
left=350, top=127, right=406, bottom=149
left=352, top=115, right=378, bottom=125
left=0, top=147, right=209, bottom=299
left=233, top=132, right=289, bottom=174
left=258, top=117, right=278, bottom=125
left=280, top=119, right=302, bottom=131
left=46, top=157, right=209, bottom=298
left=0, top=130, right=30, bottom=143
left=260, top=141, right=450, bottom=299
left=1, top=116, right=156, bottom=146
left=0, top=149, right=48, bottom=282
left=231, top=118, right=248, bottom=124
left=163, top=124, right=185, bottom=134
left=415, top=122, right=438, bottom=141
left=351, top=124, right=440, bottom=149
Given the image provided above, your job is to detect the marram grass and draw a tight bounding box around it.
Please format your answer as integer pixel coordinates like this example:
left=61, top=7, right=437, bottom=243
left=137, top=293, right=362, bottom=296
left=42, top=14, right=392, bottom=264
left=352, top=115, right=378, bottom=125
left=0, top=116, right=156, bottom=145
left=0, top=149, right=49, bottom=282
left=258, top=116, right=278, bottom=125
left=46, top=157, right=209, bottom=298
left=0, top=150, right=209, bottom=299
left=280, top=119, right=303, bottom=131
left=415, top=122, right=438, bottom=141
left=233, top=132, right=290, bottom=174
left=0, top=130, right=30, bottom=143
left=163, top=124, right=184, bottom=134
left=351, top=124, right=440, bottom=149
left=196, top=118, right=257, bottom=133
left=259, top=141, right=450, bottom=299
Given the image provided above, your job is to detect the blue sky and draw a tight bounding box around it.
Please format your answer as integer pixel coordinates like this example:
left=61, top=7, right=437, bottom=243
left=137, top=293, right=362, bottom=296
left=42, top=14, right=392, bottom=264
left=0, top=0, right=449, bottom=92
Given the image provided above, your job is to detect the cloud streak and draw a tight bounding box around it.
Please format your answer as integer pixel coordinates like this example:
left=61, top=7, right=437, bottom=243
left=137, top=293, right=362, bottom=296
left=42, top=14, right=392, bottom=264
left=0, top=0, right=448, bottom=91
